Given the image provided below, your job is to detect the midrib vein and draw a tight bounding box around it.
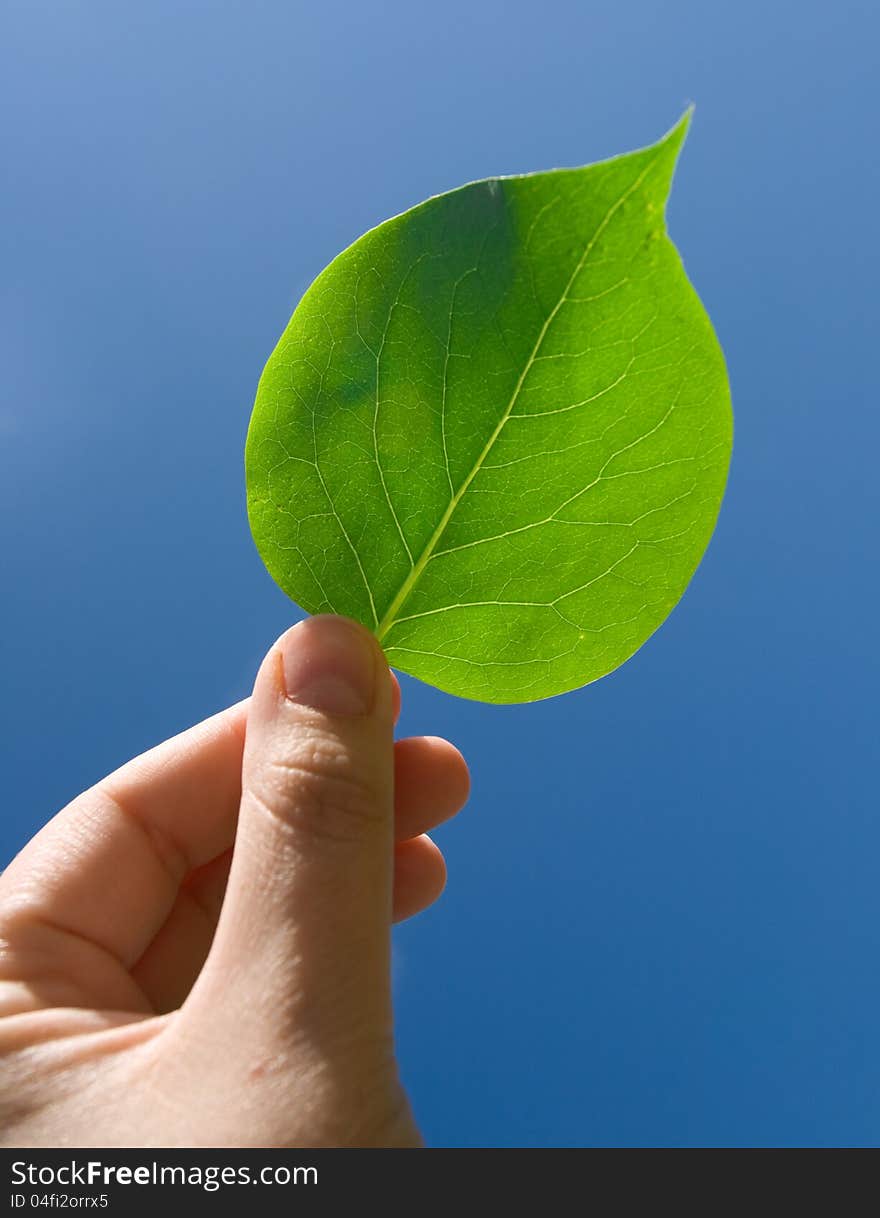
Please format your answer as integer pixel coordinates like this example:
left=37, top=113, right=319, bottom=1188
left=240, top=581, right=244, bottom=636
left=374, top=161, right=654, bottom=643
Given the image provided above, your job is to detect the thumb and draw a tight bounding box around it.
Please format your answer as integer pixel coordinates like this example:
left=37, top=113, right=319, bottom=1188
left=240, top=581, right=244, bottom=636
left=185, top=615, right=396, bottom=1064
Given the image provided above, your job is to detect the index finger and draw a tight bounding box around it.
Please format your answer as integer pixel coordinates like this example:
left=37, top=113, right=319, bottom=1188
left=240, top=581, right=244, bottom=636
left=0, top=699, right=250, bottom=975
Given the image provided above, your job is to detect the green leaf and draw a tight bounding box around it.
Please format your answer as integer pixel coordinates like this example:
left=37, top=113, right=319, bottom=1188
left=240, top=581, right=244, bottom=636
left=246, top=112, right=732, bottom=703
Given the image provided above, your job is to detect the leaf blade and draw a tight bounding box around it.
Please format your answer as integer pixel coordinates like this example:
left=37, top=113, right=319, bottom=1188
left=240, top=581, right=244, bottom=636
left=247, top=112, right=732, bottom=702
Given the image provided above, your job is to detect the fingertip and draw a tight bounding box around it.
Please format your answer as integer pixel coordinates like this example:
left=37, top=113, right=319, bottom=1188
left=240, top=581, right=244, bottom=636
left=276, top=616, right=389, bottom=718
left=430, top=737, right=471, bottom=808
left=393, top=736, right=470, bottom=841
left=392, top=835, right=447, bottom=923
left=254, top=616, right=393, bottom=728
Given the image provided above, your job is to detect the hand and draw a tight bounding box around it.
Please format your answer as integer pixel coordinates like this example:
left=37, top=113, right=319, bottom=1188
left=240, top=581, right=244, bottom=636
left=0, top=616, right=469, bottom=1147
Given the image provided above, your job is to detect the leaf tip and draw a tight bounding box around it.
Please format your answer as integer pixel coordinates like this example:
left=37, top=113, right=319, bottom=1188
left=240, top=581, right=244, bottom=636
left=643, top=105, right=695, bottom=208
left=658, top=104, right=695, bottom=155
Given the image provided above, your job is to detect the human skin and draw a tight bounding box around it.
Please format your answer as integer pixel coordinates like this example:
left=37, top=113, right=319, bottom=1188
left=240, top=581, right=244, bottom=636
left=0, top=615, right=470, bottom=1147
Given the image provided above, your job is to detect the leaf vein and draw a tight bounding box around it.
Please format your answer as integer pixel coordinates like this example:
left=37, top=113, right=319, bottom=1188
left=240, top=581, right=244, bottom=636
left=375, top=158, right=657, bottom=641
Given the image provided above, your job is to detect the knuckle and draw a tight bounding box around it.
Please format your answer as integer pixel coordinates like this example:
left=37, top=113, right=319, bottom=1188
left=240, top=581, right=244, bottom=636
left=249, top=733, right=386, bottom=845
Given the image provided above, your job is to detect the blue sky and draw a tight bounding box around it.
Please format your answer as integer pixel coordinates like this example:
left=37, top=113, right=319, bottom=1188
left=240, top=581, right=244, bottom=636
left=1, top=0, right=877, bottom=1146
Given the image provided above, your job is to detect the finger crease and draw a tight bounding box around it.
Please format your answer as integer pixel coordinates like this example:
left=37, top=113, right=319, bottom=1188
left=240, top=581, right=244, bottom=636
left=96, top=786, right=191, bottom=891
